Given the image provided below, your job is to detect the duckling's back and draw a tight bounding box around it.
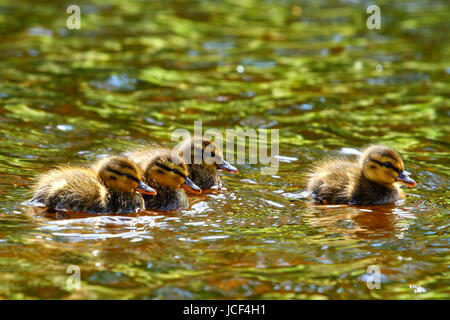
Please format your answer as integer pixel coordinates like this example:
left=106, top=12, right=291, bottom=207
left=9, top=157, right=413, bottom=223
left=307, top=160, right=358, bottom=204
left=27, top=167, right=108, bottom=212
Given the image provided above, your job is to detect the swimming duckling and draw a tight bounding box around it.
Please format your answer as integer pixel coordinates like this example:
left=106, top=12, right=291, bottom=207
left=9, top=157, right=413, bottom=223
left=130, top=146, right=201, bottom=211
left=175, top=137, right=238, bottom=190
left=307, top=145, right=416, bottom=205
left=24, top=156, right=157, bottom=214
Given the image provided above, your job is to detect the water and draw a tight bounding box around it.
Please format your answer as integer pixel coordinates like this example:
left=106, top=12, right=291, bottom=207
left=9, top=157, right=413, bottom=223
left=0, top=0, right=449, bottom=299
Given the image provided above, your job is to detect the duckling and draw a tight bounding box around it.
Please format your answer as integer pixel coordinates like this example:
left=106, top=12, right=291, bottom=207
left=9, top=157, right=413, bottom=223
left=24, top=156, right=156, bottom=214
left=307, top=145, right=416, bottom=205
left=175, top=137, right=238, bottom=190
left=130, top=146, right=201, bottom=211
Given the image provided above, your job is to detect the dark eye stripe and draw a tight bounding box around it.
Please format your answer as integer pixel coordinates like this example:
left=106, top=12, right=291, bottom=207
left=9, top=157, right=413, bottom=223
left=124, top=173, right=140, bottom=183
left=106, top=168, right=121, bottom=177
left=106, top=168, right=140, bottom=183
left=369, top=157, right=400, bottom=173
left=155, top=162, right=187, bottom=179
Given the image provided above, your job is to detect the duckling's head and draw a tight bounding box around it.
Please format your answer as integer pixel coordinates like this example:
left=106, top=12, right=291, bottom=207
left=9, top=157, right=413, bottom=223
left=360, top=145, right=416, bottom=187
left=178, top=137, right=238, bottom=173
left=95, top=156, right=156, bottom=195
left=145, top=151, right=202, bottom=193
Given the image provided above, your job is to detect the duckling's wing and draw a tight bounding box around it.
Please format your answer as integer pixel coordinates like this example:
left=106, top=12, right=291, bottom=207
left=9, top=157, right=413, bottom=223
left=307, top=160, right=356, bottom=204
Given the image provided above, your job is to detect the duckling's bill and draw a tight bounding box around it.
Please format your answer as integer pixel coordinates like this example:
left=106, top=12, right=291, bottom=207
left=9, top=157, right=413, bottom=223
left=182, top=177, right=202, bottom=194
left=396, top=171, right=416, bottom=187
left=136, top=181, right=157, bottom=195
left=218, top=160, right=238, bottom=173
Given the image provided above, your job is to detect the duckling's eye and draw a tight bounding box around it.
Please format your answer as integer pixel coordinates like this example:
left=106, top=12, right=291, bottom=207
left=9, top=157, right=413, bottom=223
left=210, top=151, right=216, bottom=158
left=109, top=175, right=117, bottom=180
left=384, top=162, right=393, bottom=168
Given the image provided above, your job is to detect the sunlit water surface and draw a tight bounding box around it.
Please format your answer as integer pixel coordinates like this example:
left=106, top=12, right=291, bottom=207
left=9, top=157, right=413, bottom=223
left=0, top=0, right=448, bottom=299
